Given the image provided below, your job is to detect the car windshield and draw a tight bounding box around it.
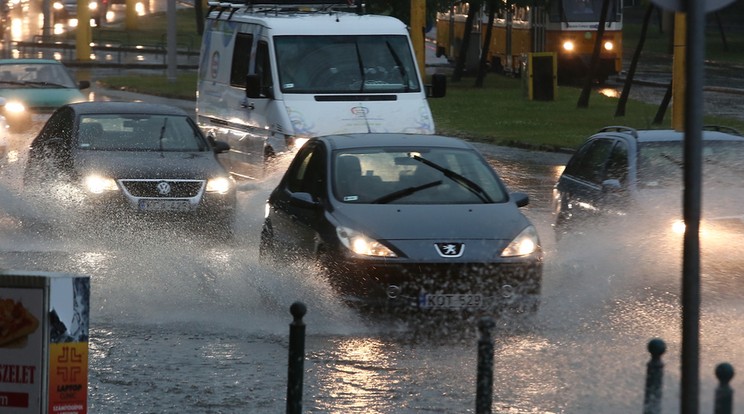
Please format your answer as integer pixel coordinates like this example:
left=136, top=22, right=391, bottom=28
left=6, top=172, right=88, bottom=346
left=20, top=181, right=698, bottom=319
left=638, top=140, right=744, bottom=188
left=274, top=35, right=421, bottom=94
left=0, top=63, right=78, bottom=88
left=76, top=114, right=209, bottom=152
left=333, top=147, right=507, bottom=204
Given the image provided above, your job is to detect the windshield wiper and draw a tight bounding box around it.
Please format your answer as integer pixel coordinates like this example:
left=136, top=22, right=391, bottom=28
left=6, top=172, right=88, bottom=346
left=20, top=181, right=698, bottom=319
left=158, top=118, right=168, bottom=155
left=372, top=180, right=443, bottom=204
left=412, top=155, right=494, bottom=203
left=23, top=81, right=67, bottom=88
left=354, top=41, right=366, bottom=92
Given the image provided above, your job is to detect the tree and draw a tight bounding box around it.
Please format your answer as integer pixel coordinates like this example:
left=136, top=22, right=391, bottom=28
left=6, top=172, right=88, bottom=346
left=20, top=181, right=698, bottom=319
left=475, top=0, right=497, bottom=87
left=452, top=0, right=481, bottom=82
left=576, top=0, right=610, bottom=108
left=195, top=0, right=205, bottom=36
left=615, top=3, right=655, bottom=117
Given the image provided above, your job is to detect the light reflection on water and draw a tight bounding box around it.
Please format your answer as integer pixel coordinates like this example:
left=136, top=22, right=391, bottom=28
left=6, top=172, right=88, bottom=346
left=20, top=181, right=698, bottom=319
left=5, top=134, right=744, bottom=412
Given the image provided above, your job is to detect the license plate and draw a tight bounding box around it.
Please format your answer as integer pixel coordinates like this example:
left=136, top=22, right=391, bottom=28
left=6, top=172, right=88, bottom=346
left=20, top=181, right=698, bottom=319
left=138, top=199, right=192, bottom=212
left=419, top=293, right=485, bottom=310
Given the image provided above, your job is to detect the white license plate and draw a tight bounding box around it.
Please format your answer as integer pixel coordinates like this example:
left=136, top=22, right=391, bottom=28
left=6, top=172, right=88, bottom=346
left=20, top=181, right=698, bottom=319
left=138, top=199, right=192, bottom=212
left=419, top=293, right=485, bottom=310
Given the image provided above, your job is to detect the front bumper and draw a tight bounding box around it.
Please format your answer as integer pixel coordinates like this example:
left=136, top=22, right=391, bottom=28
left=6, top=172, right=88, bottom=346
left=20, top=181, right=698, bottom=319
left=80, top=178, right=236, bottom=221
left=324, top=257, right=543, bottom=312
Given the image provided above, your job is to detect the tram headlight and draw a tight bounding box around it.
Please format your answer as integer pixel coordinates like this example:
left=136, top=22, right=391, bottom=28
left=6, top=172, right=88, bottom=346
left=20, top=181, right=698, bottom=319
left=604, top=41, right=614, bottom=51
left=562, top=41, right=575, bottom=52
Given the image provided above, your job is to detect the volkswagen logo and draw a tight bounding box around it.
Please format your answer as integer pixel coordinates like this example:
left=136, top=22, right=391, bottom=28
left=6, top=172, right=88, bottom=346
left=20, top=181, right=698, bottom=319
left=156, top=181, right=172, bottom=195
left=435, top=242, right=464, bottom=258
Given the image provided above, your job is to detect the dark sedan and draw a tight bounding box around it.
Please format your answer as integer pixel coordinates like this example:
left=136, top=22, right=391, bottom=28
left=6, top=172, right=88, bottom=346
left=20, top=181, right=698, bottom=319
left=24, top=102, right=237, bottom=236
left=552, top=126, right=744, bottom=274
left=260, top=133, right=543, bottom=313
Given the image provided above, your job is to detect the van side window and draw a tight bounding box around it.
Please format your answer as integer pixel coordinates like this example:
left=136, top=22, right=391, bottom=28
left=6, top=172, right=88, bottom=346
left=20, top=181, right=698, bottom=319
left=256, top=40, right=273, bottom=97
left=230, top=33, right=253, bottom=87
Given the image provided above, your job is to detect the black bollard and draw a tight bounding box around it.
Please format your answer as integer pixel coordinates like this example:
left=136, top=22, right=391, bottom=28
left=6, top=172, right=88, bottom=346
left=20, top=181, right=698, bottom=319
left=643, top=338, right=666, bottom=414
left=475, top=317, right=495, bottom=414
left=714, top=362, right=735, bottom=414
left=286, top=301, right=307, bottom=414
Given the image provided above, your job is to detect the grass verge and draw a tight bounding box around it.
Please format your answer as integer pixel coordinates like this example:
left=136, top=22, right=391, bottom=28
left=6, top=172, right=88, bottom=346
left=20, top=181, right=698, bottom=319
left=98, top=70, right=744, bottom=150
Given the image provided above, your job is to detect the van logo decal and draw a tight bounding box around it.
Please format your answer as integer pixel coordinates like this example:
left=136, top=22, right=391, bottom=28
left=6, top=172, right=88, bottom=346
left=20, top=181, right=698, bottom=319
left=350, top=106, right=369, bottom=116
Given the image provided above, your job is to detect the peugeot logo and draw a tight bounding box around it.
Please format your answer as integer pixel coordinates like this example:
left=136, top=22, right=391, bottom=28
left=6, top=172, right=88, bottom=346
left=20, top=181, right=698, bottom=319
left=435, top=242, right=464, bottom=258
left=156, top=181, right=172, bottom=195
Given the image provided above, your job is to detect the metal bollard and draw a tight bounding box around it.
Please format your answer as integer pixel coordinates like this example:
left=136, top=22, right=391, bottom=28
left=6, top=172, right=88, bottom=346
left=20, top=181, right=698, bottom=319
left=475, top=317, right=496, bottom=414
left=714, top=362, right=735, bottom=414
left=643, top=338, right=666, bottom=414
left=286, top=301, right=307, bottom=414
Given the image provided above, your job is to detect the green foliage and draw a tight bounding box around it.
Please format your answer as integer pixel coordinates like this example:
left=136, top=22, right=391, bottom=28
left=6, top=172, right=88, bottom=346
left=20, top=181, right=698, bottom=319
left=97, top=73, right=198, bottom=101
left=429, top=74, right=744, bottom=150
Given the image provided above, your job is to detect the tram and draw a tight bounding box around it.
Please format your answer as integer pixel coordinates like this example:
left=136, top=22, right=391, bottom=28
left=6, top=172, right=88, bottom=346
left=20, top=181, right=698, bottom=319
left=435, top=0, right=623, bottom=82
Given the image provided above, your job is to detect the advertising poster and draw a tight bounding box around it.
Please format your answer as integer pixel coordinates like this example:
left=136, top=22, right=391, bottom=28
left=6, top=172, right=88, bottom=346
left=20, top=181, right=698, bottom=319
left=48, top=277, right=89, bottom=414
left=0, top=287, right=44, bottom=413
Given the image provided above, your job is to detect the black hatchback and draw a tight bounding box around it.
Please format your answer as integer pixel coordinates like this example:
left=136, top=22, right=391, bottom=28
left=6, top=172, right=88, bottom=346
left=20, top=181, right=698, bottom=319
left=24, top=102, right=237, bottom=235
left=260, top=133, right=543, bottom=313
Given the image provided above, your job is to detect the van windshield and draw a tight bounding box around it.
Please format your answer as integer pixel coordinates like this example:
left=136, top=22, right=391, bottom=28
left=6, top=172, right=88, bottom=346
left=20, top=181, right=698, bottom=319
left=274, top=35, right=421, bottom=94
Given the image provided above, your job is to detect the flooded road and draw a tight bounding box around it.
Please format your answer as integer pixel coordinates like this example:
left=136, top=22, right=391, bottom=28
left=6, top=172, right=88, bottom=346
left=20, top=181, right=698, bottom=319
left=3, top=116, right=744, bottom=413
left=2, top=64, right=744, bottom=412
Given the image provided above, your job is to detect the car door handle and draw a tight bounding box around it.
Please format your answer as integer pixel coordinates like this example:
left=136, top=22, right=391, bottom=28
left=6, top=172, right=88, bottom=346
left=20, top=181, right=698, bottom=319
left=240, top=98, right=255, bottom=110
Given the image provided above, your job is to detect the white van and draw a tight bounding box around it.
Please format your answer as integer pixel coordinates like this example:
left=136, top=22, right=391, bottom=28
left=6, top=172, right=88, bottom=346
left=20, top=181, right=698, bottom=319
left=196, top=1, right=446, bottom=180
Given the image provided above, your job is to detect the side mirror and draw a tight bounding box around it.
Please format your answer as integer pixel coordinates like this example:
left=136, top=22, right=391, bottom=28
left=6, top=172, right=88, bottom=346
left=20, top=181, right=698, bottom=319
left=511, top=191, right=529, bottom=208
left=289, top=192, right=320, bottom=209
left=245, top=74, right=261, bottom=98
left=78, top=80, right=90, bottom=90
left=426, top=73, right=447, bottom=98
left=601, top=179, right=622, bottom=193
left=212, top=140, right=230, bottom=154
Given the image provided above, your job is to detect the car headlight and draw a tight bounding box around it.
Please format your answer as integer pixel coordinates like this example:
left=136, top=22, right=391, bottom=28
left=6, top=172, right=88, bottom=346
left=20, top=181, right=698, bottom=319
left=501, top=225, right=540, bottom=257
left=53, top=1, right=64, bottom=10
left=84, top=175, right=118, bottom=194
left=291, top=137, right=309, bottom=151
left=336, top=226, right=397, bottom=257
left=603, top=41, right=614, bottom=51
left=206, top=177, right=232, bottom=194
left=4, top=101, right=25, bottom=115
left=562, top=40, right=575, bottom=52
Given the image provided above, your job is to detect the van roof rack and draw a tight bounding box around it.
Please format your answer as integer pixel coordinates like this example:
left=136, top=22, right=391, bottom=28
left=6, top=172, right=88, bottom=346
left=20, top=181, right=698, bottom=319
left=207, top=0, right=360, bottom=15
left=597, top=126, right=638, bottom=138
